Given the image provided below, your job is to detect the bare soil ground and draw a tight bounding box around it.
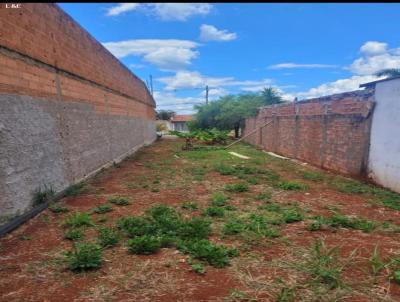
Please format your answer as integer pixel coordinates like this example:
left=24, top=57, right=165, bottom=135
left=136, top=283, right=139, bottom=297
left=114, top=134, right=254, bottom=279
left=1, top=137, right=400, bottom=302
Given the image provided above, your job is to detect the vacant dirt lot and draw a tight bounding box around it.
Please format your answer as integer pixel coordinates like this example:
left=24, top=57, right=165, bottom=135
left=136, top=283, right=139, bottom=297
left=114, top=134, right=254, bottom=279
left=1, top=138, right=400, bottom=302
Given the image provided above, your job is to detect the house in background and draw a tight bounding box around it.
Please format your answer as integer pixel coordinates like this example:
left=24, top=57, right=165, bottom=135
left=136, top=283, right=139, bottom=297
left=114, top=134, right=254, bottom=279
left=170, top=115, right=193, bottom=132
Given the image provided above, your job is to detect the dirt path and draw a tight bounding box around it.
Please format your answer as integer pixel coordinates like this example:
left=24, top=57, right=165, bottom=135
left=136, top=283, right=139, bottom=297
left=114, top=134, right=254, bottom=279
left=1, top=138, right=399, bottom=302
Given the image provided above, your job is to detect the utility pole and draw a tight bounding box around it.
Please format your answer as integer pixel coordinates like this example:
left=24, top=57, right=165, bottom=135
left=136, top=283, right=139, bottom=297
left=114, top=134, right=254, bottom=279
left=205, top=85, right=209, bottom=105
left=149, top=75, right=154, bottom=96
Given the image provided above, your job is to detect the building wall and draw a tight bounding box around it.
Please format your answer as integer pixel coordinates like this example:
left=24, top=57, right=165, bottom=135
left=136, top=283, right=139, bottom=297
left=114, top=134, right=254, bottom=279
left=0, top=4, right=156, bottom=224
left=243, top=91, right=374, bottom=176
left=172, top=122, right=189, bottom=132
left=368, top=78, right=400, bottom=193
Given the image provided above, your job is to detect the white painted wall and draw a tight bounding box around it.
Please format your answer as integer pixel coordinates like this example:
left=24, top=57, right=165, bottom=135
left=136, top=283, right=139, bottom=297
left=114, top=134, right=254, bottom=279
left=368, top=78, right=400, bottom=193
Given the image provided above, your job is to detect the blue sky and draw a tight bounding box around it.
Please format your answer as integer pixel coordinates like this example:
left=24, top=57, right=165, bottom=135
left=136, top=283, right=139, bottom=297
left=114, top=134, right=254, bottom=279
left=59, top=3, right=400, bottom=114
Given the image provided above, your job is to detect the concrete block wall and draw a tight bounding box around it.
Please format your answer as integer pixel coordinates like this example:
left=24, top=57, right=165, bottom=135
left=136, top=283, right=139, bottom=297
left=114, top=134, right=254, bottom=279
left=0, top=4, right=156, bottom=224
left=243, top=91, right=374, bottom=176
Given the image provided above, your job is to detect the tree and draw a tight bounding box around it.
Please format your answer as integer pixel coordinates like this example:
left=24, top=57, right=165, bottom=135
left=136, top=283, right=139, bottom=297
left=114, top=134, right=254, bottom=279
left=156, top=110, right=176, bottom=120
left=193, top=89, right=283, bottom=138
left=261, top=87, right=284, bottom=105
left=375, top=69, right=400, bottom=78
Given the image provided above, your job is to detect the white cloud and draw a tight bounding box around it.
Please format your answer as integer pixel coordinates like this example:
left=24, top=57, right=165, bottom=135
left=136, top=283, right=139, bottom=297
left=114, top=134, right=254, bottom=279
left=103, top=39, right=199, bottom=71
left=289, top=75, right=382, bottom=100
left=360, top=41, right=388, bottom=55
left=199, top=24, right=237, bottom=42
left=106, top=3, right=139, bottom=16
left=154, top=91, right=204, bottom=114
left=268, top=63, right=338, bottom=69
left=347, top=41, right=400, bottom=75
left=106, top=3, right=212, bottom=21
left=157, top=71, right=273, bottom=91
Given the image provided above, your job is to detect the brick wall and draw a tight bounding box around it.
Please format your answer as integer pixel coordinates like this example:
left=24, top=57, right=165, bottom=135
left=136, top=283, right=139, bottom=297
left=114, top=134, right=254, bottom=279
left=243, top=91, right=375, bottom=176
left=0, top=4, right=156, bottom=224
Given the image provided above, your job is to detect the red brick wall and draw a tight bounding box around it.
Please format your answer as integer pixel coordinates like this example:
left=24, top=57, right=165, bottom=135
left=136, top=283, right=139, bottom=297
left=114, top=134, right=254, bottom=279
left=243, top=91, right=375, bottom=176
left=0, top=3, right=155, bottom=119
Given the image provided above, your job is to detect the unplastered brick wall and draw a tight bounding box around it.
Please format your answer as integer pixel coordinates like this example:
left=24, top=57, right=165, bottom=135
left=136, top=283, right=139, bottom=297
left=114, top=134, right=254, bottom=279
left=0, top=3, right=156, bottom=224
left=243, top=91, right=375, bottom=176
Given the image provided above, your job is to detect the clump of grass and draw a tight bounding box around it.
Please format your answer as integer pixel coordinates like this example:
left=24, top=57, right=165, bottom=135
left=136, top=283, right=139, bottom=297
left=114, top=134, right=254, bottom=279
left=178, top=239, right=239, bottom=268
left=276, top=287, right=296, bottom=302
left=126, top=235, right=162, bottom=255
left=307, top=214, right=377, bottom=233
left=64, top=228, right=84, bottom=241
left=191, top=262, right=206, bottom=274
left=247, top=214, right=280, bottom=238
left=203, top=206, right=225, bottom=218
left=178, top=218, right=211, bottom=240
left=49, top=203, right=69, bottom=214
left=302, top=171, right=324, bottom=182
left=254, top=191, right=272, bottom=201
left=328, top=214, right=376, bottom=232
left=369, top=246, right=387, bottom=276
left=223, top=218, right=245, bottom=235
left=117, top=216, right=156, bottom=237
left=306, top=220, right=324, bottom=231
left=181, top=201, right=198, bottom=210
left=92, top=204, right=113, bottom=214
left=32, top=185, right=55, bottom=206
left=65, top=183, right=86, bottom=197
left=282, top=207, right=304, bottom=223
left=214, top=163, right=236, bottom=175
left=225, top=183, right=249, bottom=193
left=210, top=193, right=228, bottom=207
left=331, top=177, right=400, bottom=211
left=97, top=227, right=120, bottom=247
left=108, top=196, right=130, bottom=206
left=306, top=240, right=344, bottom=289
left=278, top=181, right=309, bottom=191
left=393, top=270, right=400, bottom=284
left=63, top=212, right=93, bottom=228
left=66, top=242, right=102, bottom=272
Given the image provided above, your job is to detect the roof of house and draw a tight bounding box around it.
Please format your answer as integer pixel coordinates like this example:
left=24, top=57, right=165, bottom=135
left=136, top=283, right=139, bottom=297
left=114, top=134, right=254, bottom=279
left=171, top=115, right=193, bottom=122
left=359, top=76, right=400, bottom=88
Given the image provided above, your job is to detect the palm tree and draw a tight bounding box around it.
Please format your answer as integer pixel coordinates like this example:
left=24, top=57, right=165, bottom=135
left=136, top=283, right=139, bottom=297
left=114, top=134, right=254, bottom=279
left=375, top=68, right=400, bottom=78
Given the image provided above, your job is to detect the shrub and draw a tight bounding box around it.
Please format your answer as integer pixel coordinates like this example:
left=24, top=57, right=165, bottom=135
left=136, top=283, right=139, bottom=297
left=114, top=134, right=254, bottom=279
left=127, top=235, right=161, bottom=255
left=66, top=243, right=102, bottom=272
left=178, top=239, right=238, bottom=268
left=146, top=205, right=181, bottom=233
left=181, top=201, right=198, bottom=210
left=64, top=228, right=84, bottom=240
left=178, top=218, right=211, bottom=239
left=203, top=206, right=225, bottom=218
left=92, top=204, right=113, bottom=214
left=117, top=216, right=156, bottom=237
left=32, top=185, right=55, bottom=206
left=210, top=193, right=228, bottom=207
left=108, top=196, right=130, bottom=206
left=225, top=183, right=249, bottom=193
left=63, top=212, right=93, bottom=228
left=49, top=203, right=69, bottom=214
left=97, top=227, right=120, bottom=247
left=278, top=181, right=309, bottom=191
